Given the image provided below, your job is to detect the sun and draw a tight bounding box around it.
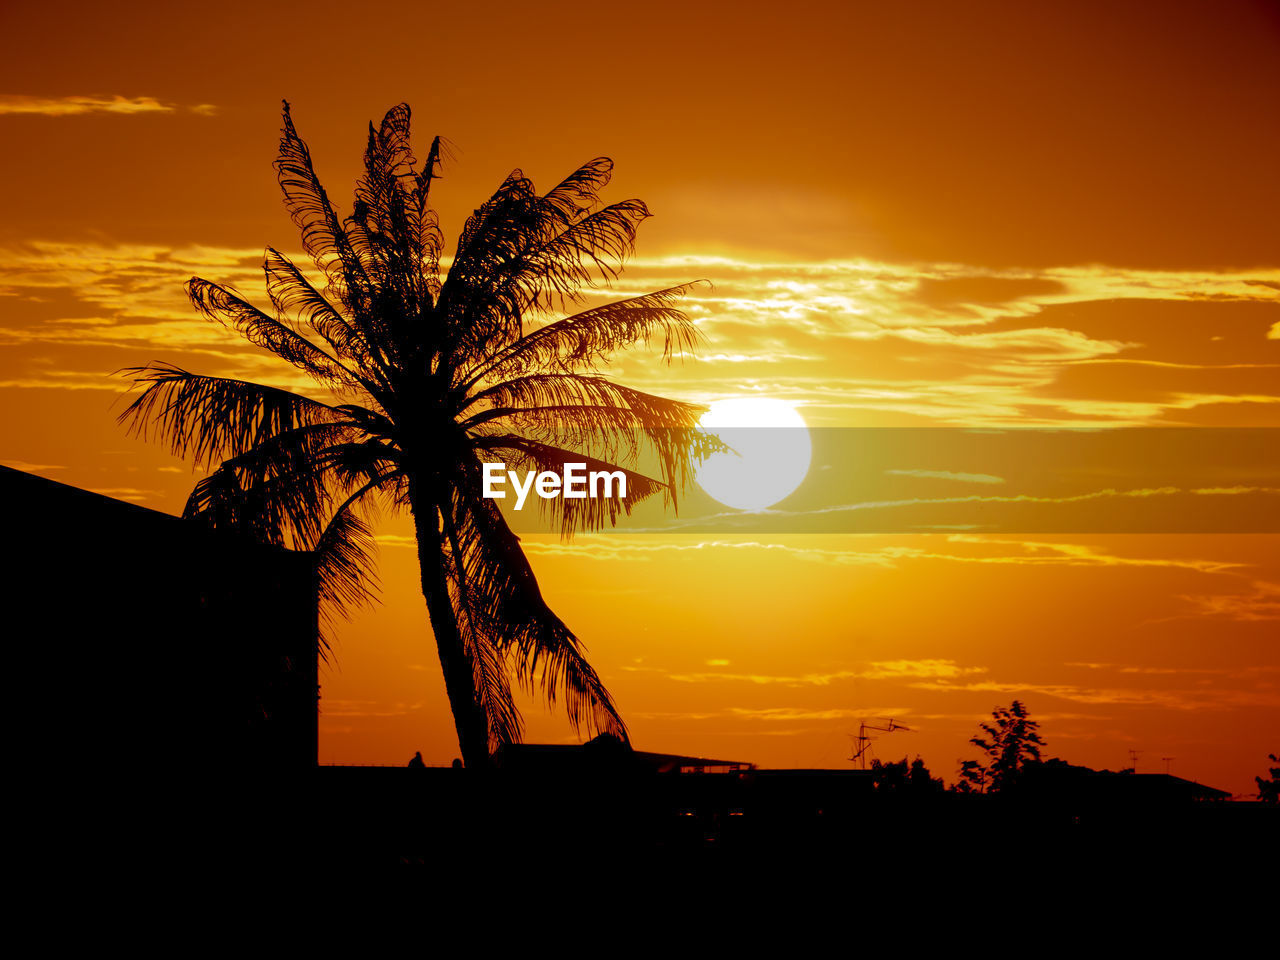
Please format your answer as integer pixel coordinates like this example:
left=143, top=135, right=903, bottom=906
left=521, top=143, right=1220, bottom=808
left=694, top=398, right=812, bottom=511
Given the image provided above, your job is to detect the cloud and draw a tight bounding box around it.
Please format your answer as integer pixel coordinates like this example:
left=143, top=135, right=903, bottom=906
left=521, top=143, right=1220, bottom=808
left=517, top=538, right=902, bottom=567
left=0, top=371, right=122, bottom=391
left=691, top=483, right=1280, bottom=529
left=615, top=255, right=1279, bottom=427
left=1176, top=580, right=1280, bottom=622
left=912, top=276, right=1067, bottom=306
left=861, top=659, right=987, bottom=679
left=908, top=678, right=1280, bottom=711
left=87, top=486, right=160, bottom=502
left=0, top=95, right=217, bottom=117
left=637, top=657, right=986, bottom=687
left=318, top=698, right=426, bottom=717
left=0, top=241, right=338, bottom=392
left=727, top=706, right=899, bottom=721
left=629, top=705, right=912, bottom=723
left=506, top=534, right=1253, bottom=579
left=1065, top=661, right=1280, bottom=676
left=1, top=459, right=64, bottom=472
left=654, top=668, right=861, bottom=686
left=1, top=241, right=1275, bottom=429
left=627, top=710, right=722, bottom=722
left=934, top=535, right=1249, bottom=574
left=885, top=469, right=1005, bottom=484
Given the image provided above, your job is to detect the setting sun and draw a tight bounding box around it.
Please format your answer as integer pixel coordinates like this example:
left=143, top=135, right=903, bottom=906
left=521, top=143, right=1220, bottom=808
left=694, top=398, right=812, bottom=511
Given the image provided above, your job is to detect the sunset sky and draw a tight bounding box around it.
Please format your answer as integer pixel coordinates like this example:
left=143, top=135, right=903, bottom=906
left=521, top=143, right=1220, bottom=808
left=2, top=0, right=1277, bottom=793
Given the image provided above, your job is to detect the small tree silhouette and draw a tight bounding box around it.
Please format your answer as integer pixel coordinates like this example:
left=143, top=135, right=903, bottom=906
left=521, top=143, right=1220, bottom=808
left=1258, top=752, right=1279, bottom=804
left=958, top=699, right=1044, bottom=793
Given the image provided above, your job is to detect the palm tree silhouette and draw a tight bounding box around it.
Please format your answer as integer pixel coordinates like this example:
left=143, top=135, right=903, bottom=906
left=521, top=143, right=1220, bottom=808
left=120, top=102, right=714, bottom=768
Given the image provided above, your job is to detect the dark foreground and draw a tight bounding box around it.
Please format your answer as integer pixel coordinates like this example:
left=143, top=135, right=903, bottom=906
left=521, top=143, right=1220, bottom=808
left=38, top=764, right=1272, bottom=872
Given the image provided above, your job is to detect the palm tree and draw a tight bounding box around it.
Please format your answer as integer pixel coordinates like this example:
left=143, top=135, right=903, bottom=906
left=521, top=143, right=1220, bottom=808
left=120, top=101, right=714, bottom=768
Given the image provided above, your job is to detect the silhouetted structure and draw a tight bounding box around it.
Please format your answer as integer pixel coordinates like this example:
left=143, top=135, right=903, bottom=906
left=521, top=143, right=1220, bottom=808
left=494, top=733, right=754, bottom=775
left=5, top=465, right=318, bottom=860
left=314, top=739, right=1273, bottom=865
left=1017, top=761, right=1231, bottom=807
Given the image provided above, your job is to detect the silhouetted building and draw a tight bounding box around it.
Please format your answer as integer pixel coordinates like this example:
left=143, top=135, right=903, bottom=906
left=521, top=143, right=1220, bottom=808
left=4, top=465, right=318, bottom=860
left=1018, top=761, right=1232, bottom=805
left=494, top=733, right=754, bottom=775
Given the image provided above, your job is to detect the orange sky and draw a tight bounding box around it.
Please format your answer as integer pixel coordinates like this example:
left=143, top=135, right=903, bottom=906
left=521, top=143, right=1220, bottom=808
left=1, top=0, right=1277, bottom=793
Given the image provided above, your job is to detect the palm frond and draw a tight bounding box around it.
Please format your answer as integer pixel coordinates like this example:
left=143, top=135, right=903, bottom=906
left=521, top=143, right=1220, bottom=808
left=275, top=99, right=372, bottom=306
left=313, top=482, right=386, bottom=653
left=263, top=247, right=383, bottom=383
left=460, top=282, right=706, bottom=388
left=183, top=446, right=329, bottom=551
left=463, top=373, right=715, bottom=509
left=437, top=159, right=650, bottom=368
left=473, top=434, right=666, bottom=536
left=462, top=372, right=702, bottom=428
left=439, top=502, right=525, bottom=748
left=349, top=104, right=423, bottom=292
left=445, top=470, right=627, bottom=740
left=117, top=363, right=340, bottom=470
left=537, top=156, right=613, bottom=223
left=501, top=197, right=651, bottom=315
left=436, top=170, right=540, bottom=358
left=187, top=277, right=362, bottom=390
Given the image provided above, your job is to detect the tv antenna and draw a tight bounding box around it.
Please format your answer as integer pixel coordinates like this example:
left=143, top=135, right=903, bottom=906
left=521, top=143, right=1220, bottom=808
left=1128, top=748, right=1143, bottom=773
left=849, top=717, right=910, bottom=769
left=1161, top=756, right=1175, bottom=775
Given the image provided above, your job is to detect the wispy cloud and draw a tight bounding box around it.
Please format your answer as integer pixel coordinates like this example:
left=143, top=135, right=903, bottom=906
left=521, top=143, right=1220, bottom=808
left=909, top=679, right=1280, bottom=711
left=318, top=698, right=426, bottom=718
left=516, top=538, right=903, bottom=567
left=0, top=459, right=64, bottom=472
left=1, top=242, right=1274, bottom=428
left=653, top=485, right=1280, bottom=534
left=0, top=95, right=216, bottom=117
left=1175, top=580, right=1280, bottom=622
left=938, top=535, right=1249, bottom=574
left=727, top=706, right=905, bottom=721
left=510, top=534, right=1251, bottom=577
left=886, top=469, right=1005, bottom=484
left=865, top=659, right=987, bottom=679
left=1065, top=661, right=1280, bottom=676
left=87, top=486, right=160, bottom=502
left=638, top=657, right=986, bottom=687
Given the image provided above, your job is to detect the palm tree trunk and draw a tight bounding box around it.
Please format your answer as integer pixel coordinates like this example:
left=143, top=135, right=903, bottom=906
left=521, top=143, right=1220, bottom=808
left=407, top=474, right=492, bottom=769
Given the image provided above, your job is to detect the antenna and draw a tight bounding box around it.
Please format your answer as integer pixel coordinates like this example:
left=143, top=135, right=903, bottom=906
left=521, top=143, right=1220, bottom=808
left=1128, top=748, right=1143, bottom=774
left=1161, top=756, right=1175, bottom=776
left=849, top=717, right=911, bottom=770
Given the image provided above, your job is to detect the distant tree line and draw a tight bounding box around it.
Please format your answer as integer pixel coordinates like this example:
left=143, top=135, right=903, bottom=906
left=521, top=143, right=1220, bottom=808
left=889, top=700, right=1277, bottom=801
left=869, top=756, right=945, bottom=794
